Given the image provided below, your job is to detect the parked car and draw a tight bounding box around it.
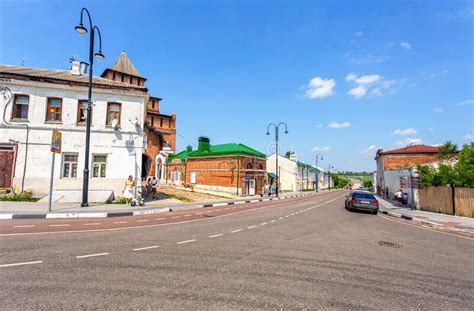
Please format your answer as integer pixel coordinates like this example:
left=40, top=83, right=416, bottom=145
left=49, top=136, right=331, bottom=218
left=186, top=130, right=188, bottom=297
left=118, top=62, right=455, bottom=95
left=345, top=191, right=379, bottom=214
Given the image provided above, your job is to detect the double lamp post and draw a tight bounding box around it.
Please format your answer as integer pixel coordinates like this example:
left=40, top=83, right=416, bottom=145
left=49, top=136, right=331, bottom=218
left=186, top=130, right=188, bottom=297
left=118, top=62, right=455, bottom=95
left=266, top=122, right=288, bottom=198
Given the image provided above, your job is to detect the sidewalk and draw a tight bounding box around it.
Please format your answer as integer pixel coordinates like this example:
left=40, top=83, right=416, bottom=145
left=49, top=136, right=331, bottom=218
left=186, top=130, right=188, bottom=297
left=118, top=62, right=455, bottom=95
left=0, top=190, right=330, bottom=219
left=376, top=195, right=474, bottom=230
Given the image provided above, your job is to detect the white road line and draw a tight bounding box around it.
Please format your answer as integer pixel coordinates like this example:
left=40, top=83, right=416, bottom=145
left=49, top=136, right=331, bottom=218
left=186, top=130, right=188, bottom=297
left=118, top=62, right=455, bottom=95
left=291, top=213, right=295, bottom=216
left=113, top=221, right=127, bottom=224
left=195, top=213, right=203, bottom=215
left=13, top=225, right=34, bottom=228
left=278, top=217, right=284, bottom=220
left=133, top=245, right=159, bottom=251
left=49, top=224, right=70, bottom=227
left=248, top=225, right=257, bottom=229
left=0, top=260, right=43, bottom=268
left=285, top=215, right=290, bottom=218
left=76, top=252, right=109, bottom=259
left=231, top=229, right=242, bottom=233
left=137, top=220, right=149, bottom=223
left=270, top=220, right=276, bottom=223
left=260, top=222, right=268, bottom=226
left=209, top=233, right=223, bottom=238
left=83, top=223, right=101, bottom=226
left=184, top=214, right=192, bottom=217
left=154, top=218, right=166, bottom=221
left=172, top=216, right=180, bottom=219
left=177, top=239, right=196, bottom=244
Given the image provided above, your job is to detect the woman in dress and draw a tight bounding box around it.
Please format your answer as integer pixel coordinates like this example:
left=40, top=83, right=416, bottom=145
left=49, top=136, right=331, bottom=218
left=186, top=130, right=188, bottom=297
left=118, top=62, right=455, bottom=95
left=123, top=175, right=135, bottom=204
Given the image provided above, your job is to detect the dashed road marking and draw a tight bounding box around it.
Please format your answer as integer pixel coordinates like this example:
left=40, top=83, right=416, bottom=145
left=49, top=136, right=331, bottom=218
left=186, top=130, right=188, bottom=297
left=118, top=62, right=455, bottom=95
left=177, top=239, right=196, bottom=244
left=133, top=245, right=159, bottom=251
left=172, top=216, right=180, bottom=219
left=248, top=225, right=257, bottom=229
left=84, top=223, right=101, bottom=226
left=260, top=222, right=268, bottom=226
left=113, top=221, right=127, bottom=224
left=137, top=220, right=149, bottom=223
left=76, top=252, right=109, bottom=259
left=0, top=260, right=43, bottom=268
left=278, top=217, right=284, bottom=220
left=231, top=229, right=242, bottom=233
left=285, top=215, right=290, bottom=218
left=13, top=225, right=34, bottom=228
left=184, top=214, right=192, bottom=217
left=270, top=220, right=276, bottom=223
left=50, top=224, right=70, bottom=227
left=209, top=233, right=224, bottom=238
left=154, top=218, right=166, bottom=221
left=215, top=209, right=222, bottom=212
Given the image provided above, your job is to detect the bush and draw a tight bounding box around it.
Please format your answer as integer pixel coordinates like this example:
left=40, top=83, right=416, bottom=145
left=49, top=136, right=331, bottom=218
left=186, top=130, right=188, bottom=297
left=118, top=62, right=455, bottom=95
left=105, top=197, right=128, bottom=204
left=0, top=191, right=39, bottom=202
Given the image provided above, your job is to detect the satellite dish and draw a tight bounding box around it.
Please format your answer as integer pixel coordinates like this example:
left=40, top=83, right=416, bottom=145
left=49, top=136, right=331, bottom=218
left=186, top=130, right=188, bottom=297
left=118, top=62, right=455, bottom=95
left=111, top=119, right=119, bottom=129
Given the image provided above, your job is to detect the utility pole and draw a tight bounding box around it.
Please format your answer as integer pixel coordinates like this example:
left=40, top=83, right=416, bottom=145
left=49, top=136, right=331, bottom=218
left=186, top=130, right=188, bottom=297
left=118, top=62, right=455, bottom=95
left=266, top=122, right=288, bottom=198
left=314, top=153, right=323, bottom=192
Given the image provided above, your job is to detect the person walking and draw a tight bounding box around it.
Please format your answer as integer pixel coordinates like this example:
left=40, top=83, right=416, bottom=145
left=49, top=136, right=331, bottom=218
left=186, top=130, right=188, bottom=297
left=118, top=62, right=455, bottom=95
left=150, top=176, right=158, bottom=199
left=394, top=189, right=403, bottom=207
left=264, top=183, right=270, bottom=197
left=146, top=177, right=152, bottom=199
left=271, top=182, right=276, bottom=197
left=123, top=175, right=135, bottom=205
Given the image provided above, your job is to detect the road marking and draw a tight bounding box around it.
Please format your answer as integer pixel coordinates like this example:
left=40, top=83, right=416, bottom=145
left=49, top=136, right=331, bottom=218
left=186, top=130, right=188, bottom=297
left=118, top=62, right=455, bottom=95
left=278, top=217, right=284, bottom=220
left=172, top=216, right=180, bottom=219
left=76, top=252, right=109, bottom=259
left=133, top=245, right=159, bottom=251
left=13, top=225, right=34, bottom=228
left=270, top=220, right=276, bottom=223
left=137, top=220, right=149, bottom=223
left=113, top=221, right=127, bottom=224
left=195, top=213, right=203, bottom=215
left=84, top=223, right=101, bottom=226
left=260, top=222, right=268, bottom=226
left=231, top=229, right=242, bottom=233
left=0, top=260, right=43, bottom=268
left=154, top=218, right=166, bottom=221
left=50, top=224, right=70, bottom=227
left=209, top=234, right=223, bottom=238
left=248, top=225, right=257, bottom=229
left=177, top=239, right=196, bottom=244
left=215, top=209, right=222, bottom=212
left=285, top=215, right=290, bottom=218
left=291, top=213, right=295, bottom=216
left=184, top=214, right=192, bottom=217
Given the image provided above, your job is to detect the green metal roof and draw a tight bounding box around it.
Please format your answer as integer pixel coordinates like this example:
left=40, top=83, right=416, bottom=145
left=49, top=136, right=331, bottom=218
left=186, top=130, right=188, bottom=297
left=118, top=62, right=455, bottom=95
left=172, top=143, right=265, bottom=159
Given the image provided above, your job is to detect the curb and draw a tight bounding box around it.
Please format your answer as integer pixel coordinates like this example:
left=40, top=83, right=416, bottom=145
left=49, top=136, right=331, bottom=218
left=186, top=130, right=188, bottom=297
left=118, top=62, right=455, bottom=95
left=379, top=209, right=446, bottom=227
left=0, top=191, right=336, bottom=220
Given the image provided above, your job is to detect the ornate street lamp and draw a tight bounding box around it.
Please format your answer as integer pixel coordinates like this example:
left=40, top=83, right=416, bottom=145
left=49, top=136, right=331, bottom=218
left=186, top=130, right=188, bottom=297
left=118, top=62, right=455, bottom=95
left=314, top=153, right=323, bottom=192
left=266, top=122, right=288, bottom=198
left=75, top=8, right=104, bottom=207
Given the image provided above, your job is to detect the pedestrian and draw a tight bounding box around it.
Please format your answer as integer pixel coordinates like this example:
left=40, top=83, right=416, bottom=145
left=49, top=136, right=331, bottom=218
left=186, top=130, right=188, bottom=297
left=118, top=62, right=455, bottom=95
left=264, top=183, right=270, bottom=197
left=402, top=192, right=409, bottom=206
left=150, top=176, right=158, bottom=199
left=123, top=175, right=135, bottom=205
left=394, top=189, right=403, bottom=207
left=271, top=182, right=276, bottom=197
left=146, top=177, right=152, bottom=199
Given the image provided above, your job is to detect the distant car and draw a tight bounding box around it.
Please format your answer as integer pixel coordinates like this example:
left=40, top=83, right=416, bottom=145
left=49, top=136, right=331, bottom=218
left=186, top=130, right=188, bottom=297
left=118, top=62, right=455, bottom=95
left=345, top=191, right=379, bottom=214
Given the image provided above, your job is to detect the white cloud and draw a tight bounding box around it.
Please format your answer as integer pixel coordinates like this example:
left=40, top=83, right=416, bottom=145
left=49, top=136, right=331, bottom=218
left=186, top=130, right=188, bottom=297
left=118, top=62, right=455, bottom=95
left=457, top=99, right=474, bottom=106
left=305, top=77, right=336, bottom=99
left=328, top=122, right=351, bottom=129
left=393, top=128, right=417, bottom=136
left=355, top=74, right=382, bottom=84
left=463, top=134, right=474, bottom=141
left=400, top=42, right=412, bottom=49
left=431, top=143, right=443, bottom=147
left=360, top=145, right=379, bottom=154
left=315, top=123, right=323, bottom=128
left=346, top=73, right=357, bottom=81
left=433, top=107, right=444, bottom=113
left=347, top=86, right=367, bottom=98
left=312, top=146, right=331, bottom=151
left=371, top=80, right=396, bottom=96
left=395, top=138, right=423, bottom=146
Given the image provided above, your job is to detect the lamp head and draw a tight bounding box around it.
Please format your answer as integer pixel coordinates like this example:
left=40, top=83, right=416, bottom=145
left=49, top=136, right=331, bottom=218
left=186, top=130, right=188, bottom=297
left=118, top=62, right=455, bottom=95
left=266, top=131, right=270, bottom=135
left=284, top=130, right=288, bottom=134
left=75, top=23, right=87, bottom=35
left=95, top=51, right=105, bottom=60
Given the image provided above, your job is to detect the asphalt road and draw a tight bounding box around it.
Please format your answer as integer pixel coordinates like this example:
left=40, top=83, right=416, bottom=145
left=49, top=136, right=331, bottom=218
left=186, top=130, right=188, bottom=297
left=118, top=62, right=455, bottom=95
left=1, top=191, right=473, bottom=310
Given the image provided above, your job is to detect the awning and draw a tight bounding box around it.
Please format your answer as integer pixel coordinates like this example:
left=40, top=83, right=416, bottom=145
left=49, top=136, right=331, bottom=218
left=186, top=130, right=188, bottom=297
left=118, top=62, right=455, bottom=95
left=268, top=173, right=277, bottom=179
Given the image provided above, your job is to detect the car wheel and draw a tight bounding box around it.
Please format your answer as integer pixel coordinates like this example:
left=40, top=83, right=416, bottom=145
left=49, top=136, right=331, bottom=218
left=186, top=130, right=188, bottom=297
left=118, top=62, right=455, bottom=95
left=372, top=210, right=378, bottom=215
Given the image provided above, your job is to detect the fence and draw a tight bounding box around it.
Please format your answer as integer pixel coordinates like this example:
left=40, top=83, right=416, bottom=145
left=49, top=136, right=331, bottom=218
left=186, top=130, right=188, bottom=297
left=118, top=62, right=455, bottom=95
left=418, top=186, right=474, bottom=218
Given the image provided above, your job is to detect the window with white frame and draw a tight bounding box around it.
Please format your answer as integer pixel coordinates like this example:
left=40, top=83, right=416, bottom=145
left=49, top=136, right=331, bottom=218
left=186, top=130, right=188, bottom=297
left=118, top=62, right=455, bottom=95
left=92, top=155, right=107, bottom=178
left=62, top=153, right=78, bottom=178
left=172, top=171, right=180, bottom=183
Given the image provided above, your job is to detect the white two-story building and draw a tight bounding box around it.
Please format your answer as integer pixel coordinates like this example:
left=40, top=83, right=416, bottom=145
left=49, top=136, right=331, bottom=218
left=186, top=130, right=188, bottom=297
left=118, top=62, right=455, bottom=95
left=0, top=59, right=148, bottom=201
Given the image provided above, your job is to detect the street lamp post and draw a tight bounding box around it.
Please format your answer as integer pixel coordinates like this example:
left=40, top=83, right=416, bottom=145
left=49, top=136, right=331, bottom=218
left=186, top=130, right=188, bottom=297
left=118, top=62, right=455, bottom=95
left=314, top=153, right=323, bottom=192
left=266, top=122, right=288, bottom=198
left=328, top=164, right=334, bottom=191
left=75, top=8, right=105, bottom=207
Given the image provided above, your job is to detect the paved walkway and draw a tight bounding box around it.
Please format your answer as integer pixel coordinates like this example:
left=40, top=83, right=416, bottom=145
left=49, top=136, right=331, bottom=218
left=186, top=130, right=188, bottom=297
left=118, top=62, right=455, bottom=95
left=376, top=195, right=474, bottom=230
left=0, top=190, right=322, bottom=216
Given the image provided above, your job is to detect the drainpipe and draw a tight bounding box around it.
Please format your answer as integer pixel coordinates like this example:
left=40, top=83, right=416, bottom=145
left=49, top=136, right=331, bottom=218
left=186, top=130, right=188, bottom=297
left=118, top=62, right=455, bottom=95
left=236, top=153, right=240, bottom=195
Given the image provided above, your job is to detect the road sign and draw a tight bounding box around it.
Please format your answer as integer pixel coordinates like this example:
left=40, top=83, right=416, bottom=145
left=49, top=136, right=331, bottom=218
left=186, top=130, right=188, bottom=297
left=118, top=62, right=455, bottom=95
left=51, top=129, right=62, bottom=153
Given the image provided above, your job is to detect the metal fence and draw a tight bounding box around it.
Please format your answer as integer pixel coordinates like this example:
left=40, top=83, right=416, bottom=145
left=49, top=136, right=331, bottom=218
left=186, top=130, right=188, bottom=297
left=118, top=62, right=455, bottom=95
left=419, top=186, right=474, bottom=218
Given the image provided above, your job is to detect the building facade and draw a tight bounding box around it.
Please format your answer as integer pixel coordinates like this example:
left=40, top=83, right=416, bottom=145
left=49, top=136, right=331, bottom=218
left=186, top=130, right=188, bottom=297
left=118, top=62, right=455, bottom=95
left=0, top=61, right=147, bottom=198
left=167, top=137, right=267, bottom=196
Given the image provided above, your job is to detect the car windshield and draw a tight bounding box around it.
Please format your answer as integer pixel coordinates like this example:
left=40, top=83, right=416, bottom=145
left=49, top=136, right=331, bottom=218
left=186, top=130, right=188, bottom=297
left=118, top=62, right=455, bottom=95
left=353, top=193, right=375, bottom=200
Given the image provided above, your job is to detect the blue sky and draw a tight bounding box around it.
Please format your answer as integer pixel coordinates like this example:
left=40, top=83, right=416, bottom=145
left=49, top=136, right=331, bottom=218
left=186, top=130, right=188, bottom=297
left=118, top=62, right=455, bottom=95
left=1, top=0, right=473, bottom=171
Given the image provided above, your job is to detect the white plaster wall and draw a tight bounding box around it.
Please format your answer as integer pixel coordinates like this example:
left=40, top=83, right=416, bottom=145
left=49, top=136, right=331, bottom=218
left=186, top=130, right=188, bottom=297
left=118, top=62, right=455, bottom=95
left=383, top=169, right=416, bottom=205
left=0, top=79, right=146, bottom=196
left=266, top=154, right=297, bottom=191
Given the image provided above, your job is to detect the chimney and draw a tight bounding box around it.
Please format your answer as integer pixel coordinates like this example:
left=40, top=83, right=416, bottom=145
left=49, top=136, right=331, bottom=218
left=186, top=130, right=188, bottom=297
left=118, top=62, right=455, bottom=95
left=70, top=60, right=89, bottom=76
left=198, top=136, right=210, bottom=152
left=186, top=145, right=193, bottom=152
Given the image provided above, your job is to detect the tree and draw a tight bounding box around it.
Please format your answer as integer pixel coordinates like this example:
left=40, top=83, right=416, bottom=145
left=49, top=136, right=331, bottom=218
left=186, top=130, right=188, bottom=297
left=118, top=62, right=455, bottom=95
left=455, top=143, right=474, bottom=187
left=284, top=151, right=294, bottom=159
left=363, top=179, right=373, bottom=189
left=438, top=141, right=458, bottom=160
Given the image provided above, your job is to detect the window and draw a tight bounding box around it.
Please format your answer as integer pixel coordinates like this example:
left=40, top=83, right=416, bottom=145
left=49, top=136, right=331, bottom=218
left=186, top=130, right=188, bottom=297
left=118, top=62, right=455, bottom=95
left=151, top=117, right=154, bottom=126
left=258, top=164, right=264, bottom=170
left=12, top=95, right=29, bottom=120
left=106, top=102, right=121, bottom=126
left=246, top=163, right=253, bottom=170
left=46, top=97, right=62, bottom=122
left=62, top=154, right=78, bottom=178
left=172, top=171, right=180, bottom=183
left=92, top=155, right=107, bottom=178
left=160, top=118, right=163, bottom=127
left=77, top=100, right=91, bottom=124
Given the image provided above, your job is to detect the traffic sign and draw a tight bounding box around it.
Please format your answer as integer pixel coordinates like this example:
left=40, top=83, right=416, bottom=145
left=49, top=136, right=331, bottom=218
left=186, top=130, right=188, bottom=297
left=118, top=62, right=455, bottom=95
left=51, top=129, right=62, bottom=153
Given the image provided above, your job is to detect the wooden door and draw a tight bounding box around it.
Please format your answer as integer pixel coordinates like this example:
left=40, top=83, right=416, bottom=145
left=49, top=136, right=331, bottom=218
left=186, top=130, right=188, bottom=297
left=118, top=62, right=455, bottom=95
left=0, top=150, right=15, bottom=188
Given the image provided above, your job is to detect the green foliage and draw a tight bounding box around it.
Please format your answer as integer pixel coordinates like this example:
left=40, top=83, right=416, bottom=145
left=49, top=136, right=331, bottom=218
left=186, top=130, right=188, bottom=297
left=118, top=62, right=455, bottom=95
left=418, top=143, right=474, bottom=188
left=363, top=179, right=373, bottom=189
left=331, top=173, right=350, bottom=189
left=0, top=191, right=39, bottom=202
left=438, top=141, right=458, bottom=160
left=284, top=151, right=294, bottom=159
left=105, top=197, right=128, bottom=204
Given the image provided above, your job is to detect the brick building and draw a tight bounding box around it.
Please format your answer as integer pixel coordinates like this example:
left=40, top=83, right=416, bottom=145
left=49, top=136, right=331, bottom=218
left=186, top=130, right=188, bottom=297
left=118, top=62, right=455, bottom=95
left=101, top=52, right=176, bottom=182
left=375, top=144, right=440, bottom=200
left=167, top=137, right=267, bottom=196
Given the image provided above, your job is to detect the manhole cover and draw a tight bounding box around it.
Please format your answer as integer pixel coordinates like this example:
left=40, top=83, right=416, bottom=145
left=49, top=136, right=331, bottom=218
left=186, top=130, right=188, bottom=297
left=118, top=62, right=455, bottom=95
left=377, top=241, right=403, bottom=248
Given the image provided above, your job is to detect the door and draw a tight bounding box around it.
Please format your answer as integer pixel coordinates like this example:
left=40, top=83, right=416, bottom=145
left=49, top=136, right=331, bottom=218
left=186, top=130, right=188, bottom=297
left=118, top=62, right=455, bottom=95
left=0, top=147, right=15, bottom=188
left=245, top=179, right=256, bottom=196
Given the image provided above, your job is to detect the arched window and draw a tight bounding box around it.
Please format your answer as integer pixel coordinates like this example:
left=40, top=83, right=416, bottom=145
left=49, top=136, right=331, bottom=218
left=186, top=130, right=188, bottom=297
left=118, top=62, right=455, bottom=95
left=246, top=163, right=253, bottom=170
left=258, top=164, right=264, bottom=170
